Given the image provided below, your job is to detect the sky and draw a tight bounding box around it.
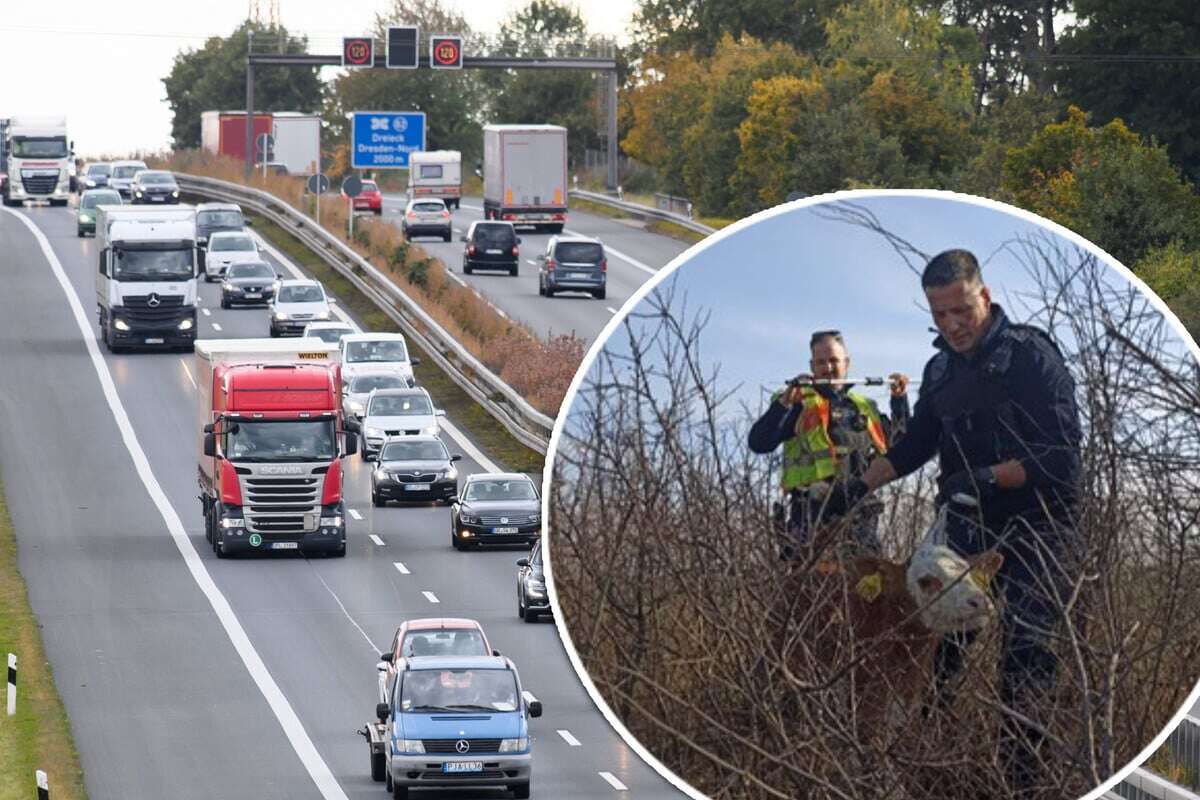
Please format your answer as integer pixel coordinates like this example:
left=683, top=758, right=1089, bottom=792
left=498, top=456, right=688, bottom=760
left=0, top=0, right=636, bottom=158
left=569, top=192, right=1197, bottom=429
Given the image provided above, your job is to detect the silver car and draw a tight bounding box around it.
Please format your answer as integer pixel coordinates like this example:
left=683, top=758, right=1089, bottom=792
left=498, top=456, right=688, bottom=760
left=204, top=231, right=262, bottom=281
left=342, top=371, right=409, bottom=420
left=270, top=280, right=333, bottom=337
left=402, top=197, right=452, bottom=242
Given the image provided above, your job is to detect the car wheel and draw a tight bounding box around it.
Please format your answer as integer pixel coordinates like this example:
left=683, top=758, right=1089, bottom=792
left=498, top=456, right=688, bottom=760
left=509, top=265, right=518, bottom=277
left=372, top=489, right=385, bottom=508
left=77, top=228, right=84, bottom=238
left=451, top=536, right=463, bottom=551
left=333, top=541, right=347, bottom=558
left=392, top=782, right=409, bottom=800
left=518, top=588, right=526, bottom=619
left=523, top=606, right=539, bottom=624
left=220, top=297, right=230, bottom=309
left=463, top=264, right=473, bottom=275
left=545, top=286, right=555, bottom=298
left=594, top=287, right=607, bottom=300
left=511, top=781, right=531, bottom=799
left=385, top=771, right=393, bottom=793
left=371, top=750, right=386, bottom=783
left=269, top=327, right=278, bottom=338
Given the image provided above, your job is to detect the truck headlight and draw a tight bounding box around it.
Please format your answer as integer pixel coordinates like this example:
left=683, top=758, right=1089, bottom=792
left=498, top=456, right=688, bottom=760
left=320, top=515, right=343, bottom=527
left=221, top=518, right=245, bottom=529
left=113, top=318, right=131, bottom=331
left=178, top=318, right=194, bottom=331
left=394, top=739, right=425, bottom=754
left=498, top=738, right=528, bottom=753
left=274, top=311, right=288, bottom=320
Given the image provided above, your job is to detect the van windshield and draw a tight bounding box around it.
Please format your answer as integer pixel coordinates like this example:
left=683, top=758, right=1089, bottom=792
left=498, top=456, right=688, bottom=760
left=112, top=248, right=193, bottom=281
left=472, top=225, right=514, bottom=246
left=399, top=669, right=518, bottom=713
left=113, top=165, right=145, bottom=179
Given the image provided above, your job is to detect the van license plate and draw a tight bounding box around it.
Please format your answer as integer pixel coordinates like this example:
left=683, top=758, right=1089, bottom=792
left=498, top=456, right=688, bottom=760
left=271, top=541, right=299, bottom=550
left=486, top=249, right=503, bottom=254
left=404, top=484, right=430, bottom=491
left=493, top=527, right=519, bottom=534
left=444, top=762, right=484, bottom=773
left=144, top=338, right=164, bottom=344
left=570, top=272, right=588, bottom=279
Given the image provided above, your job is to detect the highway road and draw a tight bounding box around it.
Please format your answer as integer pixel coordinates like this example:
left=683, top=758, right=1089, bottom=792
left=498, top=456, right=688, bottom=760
left=378, top=193, right=692, bottom=344
left=0, top=204, right=687, bottom=799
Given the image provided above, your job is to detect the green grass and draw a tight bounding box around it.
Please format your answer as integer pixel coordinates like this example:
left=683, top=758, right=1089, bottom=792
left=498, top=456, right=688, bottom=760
left=570, top=197, right=724, bottom=245
left=247, top=212, right=546, bottom=476
left=0, top=473, right=88, bottom=800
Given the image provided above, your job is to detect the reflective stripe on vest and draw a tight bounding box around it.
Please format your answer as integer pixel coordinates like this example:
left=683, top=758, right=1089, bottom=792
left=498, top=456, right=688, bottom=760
left=779, top=388, right=887, bottom=490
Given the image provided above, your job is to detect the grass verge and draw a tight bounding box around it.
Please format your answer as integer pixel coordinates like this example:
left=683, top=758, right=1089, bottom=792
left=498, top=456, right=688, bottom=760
left=245, top=211, right=546, bottom=476
left=570, top=197, right=728, bottom=246
left=0, top=472, right=88, bottom=800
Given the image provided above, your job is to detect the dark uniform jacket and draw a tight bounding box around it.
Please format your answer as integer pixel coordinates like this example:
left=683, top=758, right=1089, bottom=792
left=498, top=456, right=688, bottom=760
left=885, top=304, right=1082, bottom=531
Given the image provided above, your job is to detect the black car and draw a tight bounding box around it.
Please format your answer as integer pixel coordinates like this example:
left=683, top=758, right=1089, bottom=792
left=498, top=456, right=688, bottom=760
left=450, top=472, right=541, bottom=550
left=517, top=540, right=550, bottom=622
left=462, top=221, right=520, bottom=276
left=538, top=235, right=607, bottom=300
left=196, top=202, right=248, bottom=268
left=371, top=436, right=462, bottom=506
left=221, top=260, right=280, bottom=308
left=130, top=170, right=180, bottom=204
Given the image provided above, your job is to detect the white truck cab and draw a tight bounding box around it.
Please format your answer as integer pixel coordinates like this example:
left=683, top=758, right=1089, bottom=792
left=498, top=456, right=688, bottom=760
left=94, top=205, right=199, bottom=352
left=1, top=115, right=72, bottom=207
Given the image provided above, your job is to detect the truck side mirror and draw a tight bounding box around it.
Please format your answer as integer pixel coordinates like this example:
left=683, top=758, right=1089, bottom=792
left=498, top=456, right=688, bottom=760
left=203, top=432, right=217, bottom=458
left=376, top=703, right=390, bottom=722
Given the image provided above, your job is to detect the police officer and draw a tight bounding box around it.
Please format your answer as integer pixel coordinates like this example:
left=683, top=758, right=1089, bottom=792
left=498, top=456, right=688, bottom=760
left=830, top=249, right=1083, bottom=791
left=748, top=330, right=910, bottom=559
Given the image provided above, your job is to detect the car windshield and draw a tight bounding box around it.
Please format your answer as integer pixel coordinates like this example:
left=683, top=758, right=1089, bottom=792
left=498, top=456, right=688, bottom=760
left=278, top=285, right=324, bottom=303
left=464, top=480, right=537, bottom=502
left=399, top=630, right=487, bottom=659
left=81, top=192, right=121, bottom=209
left=224, top=420, right=336, bottom=463
left=381, top=440, right=447, bottom=461
left=413, top=202, right=444, bottom=213
left=138, top=172, right=174, bottom=185
left=399, top=669, right=518, bottom=713
left=369, top=394, right=432, bottom=416
left=111, top=248, right=193, bottom=281
left=227, top=262, right=274, bottom=279
left=351, top=374, right=405, bottom=393
left=472, top=225, right=514, bottom=245
left=556, top=242, right=603, bottom=263
left=113, top=165, right=145, bottom=179
left=345, top=340, right=408, bottom=363
left=197, top=210, right=244, bottom=228
left=12, top=137, right=68, bottom=158
left=362, top=181, right=378, bottom=192
left=87, top=164, right=112, bottom=177
left=210, top=236, right=255, bottom=252
left=307, top=327, right=352, bottom=344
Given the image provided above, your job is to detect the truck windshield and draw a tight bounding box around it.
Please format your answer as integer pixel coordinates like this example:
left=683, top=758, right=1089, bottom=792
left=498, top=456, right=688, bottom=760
left=399, top=669, right=518, bottom=713
left=12, top=137, right=68, bottom=158
left=111, top=248, right=194, bottom=282
left=225, top=420, right=336, bottom=463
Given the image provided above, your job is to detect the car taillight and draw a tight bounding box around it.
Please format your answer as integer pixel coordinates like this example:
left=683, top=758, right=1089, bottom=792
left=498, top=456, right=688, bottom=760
left=467, top=244, right=476, bottom=256
left=441, top=210, right=450, bottom=218
left=503, top=214, right=516, bottom=220
left=406, top=212, right=416, bottom=219
left=511, top=246, right=519, bottom=257
left=546, top=258, right=555, bottom=271
left=600, top=258, right=607, bottom=273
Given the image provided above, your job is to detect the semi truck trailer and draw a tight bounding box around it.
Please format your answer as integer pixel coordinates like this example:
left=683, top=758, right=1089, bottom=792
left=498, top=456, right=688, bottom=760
left=482, top=125, right=568, bottom=232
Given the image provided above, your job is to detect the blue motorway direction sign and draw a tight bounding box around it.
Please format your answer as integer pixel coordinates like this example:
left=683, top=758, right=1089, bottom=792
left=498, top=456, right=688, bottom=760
left=351, top=111, right=426, bottom=169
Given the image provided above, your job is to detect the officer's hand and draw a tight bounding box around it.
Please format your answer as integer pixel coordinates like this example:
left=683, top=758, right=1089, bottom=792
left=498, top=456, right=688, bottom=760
left=820, top=478, right=870, bottom=516
left=888, top=372, right=909, bottom=397
left=938, top=467, right=997, bottom=505
left=780, top=377, right=811, bottom=408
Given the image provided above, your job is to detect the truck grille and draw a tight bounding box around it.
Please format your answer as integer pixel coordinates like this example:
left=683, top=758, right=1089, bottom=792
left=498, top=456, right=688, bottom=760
left=121, top=294, right=185, bottom=324
left=21, top=174, right=57, bottom=194
left=422, top=739, right=503, bottom=754
left=244, top=476, right=321, bottom=534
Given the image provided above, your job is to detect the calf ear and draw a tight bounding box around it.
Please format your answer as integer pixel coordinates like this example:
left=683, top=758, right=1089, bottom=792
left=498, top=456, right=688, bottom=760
left=967, top=550, right=1004, bottom=586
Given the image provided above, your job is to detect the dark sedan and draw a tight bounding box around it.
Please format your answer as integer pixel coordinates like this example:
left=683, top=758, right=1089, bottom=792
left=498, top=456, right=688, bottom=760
left=516, top=540, right=550, bottom=622
left=220, top=261, right=279, bottom=308
left=130, top=170, right=180, bottom=204
left=450, top=472, right=541, bottom=550
left=371, top=436, right=462, bottom=506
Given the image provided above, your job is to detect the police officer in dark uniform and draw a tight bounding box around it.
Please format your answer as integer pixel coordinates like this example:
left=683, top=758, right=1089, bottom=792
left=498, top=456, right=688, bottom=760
left=748, top=330, right=910, bottom=559
left=828, top=249, right=1083, bottom=792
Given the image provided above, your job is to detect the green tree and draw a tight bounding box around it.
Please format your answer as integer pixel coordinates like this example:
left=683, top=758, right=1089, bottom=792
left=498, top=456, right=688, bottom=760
left=162, top=21, right=322, bottom=149
left=1057, top=0, right=1200, bottom=182
left=630, top=0, right=842, bottom=58
left=1133, top=242, right=1200, bottom=340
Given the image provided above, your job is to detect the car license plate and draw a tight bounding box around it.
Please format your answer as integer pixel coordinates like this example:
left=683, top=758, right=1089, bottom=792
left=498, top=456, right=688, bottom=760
left=404, top=483, right=431, bottom=491
left=493, top=526, right=519, bottom=534
left=151, top=196, right=164, bottom=202
left=486, top=249, right=503, bottom=254
left=444, top=762, right=484, bottom=773
left=271, top=541, right=299, bottom=550
left=245, top=290, right=260, bottom=296
left=144, top=337, right=164, bottom=344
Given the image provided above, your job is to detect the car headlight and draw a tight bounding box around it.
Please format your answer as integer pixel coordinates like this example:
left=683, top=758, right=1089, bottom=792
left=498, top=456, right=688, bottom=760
left=394, top=738, right=425, bottom=754
left=222, top=281, right=233, bottom=290
left=365, top=426, right=384, bottom=439
left=85, top=179, right=96, bottom=188
left=113, top=318, right=131, bottom=331
left=421, top=425, right=438, bottom=436
left=79, top=212, right=92, bottom=222
left=498, top=737, right=528, bottom=753
left=178, top=318, right=194, bottom=331
left=442, top=467, right=458, bottom=481
left=320, top=515, right=343, bottom=527
left=348, top=400, right=364, bottom=415
left=315, top=310, right=331, bottom=320
left=526, top=580, right=547, bottom=596
left=221, top=518, right=245, bottom=529
left=274, top=311, right=288, bottom=320
left=529, top=513, right=541, bottom=524
left=135, top=190, right=143, bottom=196
left=459, top=512, right=479, bottom=524
left=171, top=190, right=180, bottom=197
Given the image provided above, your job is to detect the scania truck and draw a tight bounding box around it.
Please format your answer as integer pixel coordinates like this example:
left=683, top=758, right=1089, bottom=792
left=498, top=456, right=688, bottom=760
left=482, top=125, right=568, bottom=232
left=1, top=115, right=72, bottom=207
left=196, top=339, right=360, bottom=558
left=95, top=205, right=199, bottom=351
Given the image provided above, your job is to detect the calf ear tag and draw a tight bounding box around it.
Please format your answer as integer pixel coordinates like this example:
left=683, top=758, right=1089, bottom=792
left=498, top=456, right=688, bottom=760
left=855, top=572, right=883, bottom=603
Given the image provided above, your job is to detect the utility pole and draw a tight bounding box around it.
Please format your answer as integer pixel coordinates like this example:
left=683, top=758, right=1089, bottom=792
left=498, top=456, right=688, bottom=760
left=244, top=31, right=255, bottom=180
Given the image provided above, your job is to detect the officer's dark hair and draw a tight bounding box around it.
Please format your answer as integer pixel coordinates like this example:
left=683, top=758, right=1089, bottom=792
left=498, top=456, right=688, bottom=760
left=922, top=249, right=983, bottom=289
left=809, top=329, right=845, bottom=352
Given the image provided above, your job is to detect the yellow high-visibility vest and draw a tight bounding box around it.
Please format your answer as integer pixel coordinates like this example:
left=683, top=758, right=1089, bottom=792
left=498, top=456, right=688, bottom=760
left=778, top=387, right=887, bottom=491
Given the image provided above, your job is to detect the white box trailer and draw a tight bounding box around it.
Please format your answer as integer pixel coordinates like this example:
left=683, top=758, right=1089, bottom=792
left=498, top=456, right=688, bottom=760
left=482, top=124, right=568, bottom=232
left=272, top=113, right=321, bottom=176
left=407, top=150, right=462, bottom=209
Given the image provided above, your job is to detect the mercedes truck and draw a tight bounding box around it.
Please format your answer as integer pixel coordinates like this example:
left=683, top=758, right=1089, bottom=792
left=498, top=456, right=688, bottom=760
left=1, top=115, right=72, bottom=207
left=482, top=125, right=568, bottom=232
left=196, top=339, right=359, bottom=558
left=95, top=205, right=199, bottom=351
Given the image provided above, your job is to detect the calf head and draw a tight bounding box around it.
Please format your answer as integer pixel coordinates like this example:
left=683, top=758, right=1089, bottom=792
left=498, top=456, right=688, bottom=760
left=905, top=545, right=1004, bottom=633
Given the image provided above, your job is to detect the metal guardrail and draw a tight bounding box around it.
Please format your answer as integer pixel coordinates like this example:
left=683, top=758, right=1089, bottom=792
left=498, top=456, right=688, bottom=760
left=568, top=189, right=716, bottom=236
left=174, top=172, right=555, bottom=454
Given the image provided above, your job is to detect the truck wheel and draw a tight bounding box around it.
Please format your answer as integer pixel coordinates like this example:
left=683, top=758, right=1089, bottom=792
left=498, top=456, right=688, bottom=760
left=49, top=199, right=67, bottom=208
left=511, top=781, right=531, bottom=799
left=371, top=751, right=386, bottom=782
left=548, top=224, right=564, bottom=234
left=214, top=528, right=228, bottom=559
left=443, top=232, right=451, bottom=242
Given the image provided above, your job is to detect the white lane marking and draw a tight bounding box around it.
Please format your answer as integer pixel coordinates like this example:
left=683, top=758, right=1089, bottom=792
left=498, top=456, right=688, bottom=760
left=368, top=534, right=385, bottom=546
left=460, top=203, right=484, bottom=212
left=439, top=418, right=500, bottom=473
left=310, top=568, right=379, bottom=653
left=557, top=729, right=582, bottom=747
left=393, top=562, right=410, bottom=575
left=564, top=229, right=656, bottom=276
left=201, top=308, right=212, bottom=316
left=348, top=508, right=363, bottom=521
left=599, top=772, right=629, bottom=791
left=606, top=306, right=618, bottom=315
left=446, top=271, right=466, bottom=287
left=211, top=322, right=223, bottom=332
left=3, top=207, right=352, bottom=800
left=180, top=360, right=197, bottom=389
left=422, top=590, right=440, bottom=604
left=252, top=233, right=358, bottom=330
left=526, top=259, right=540, bottom=267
